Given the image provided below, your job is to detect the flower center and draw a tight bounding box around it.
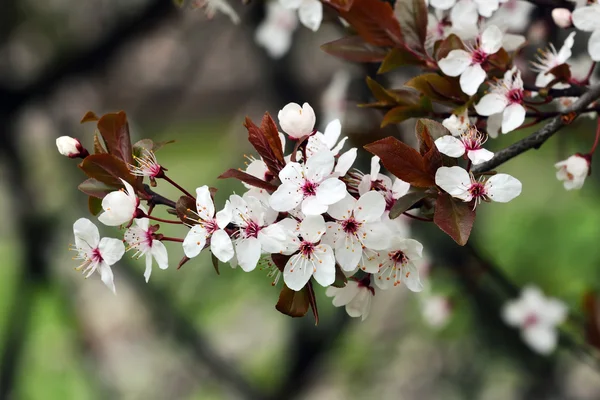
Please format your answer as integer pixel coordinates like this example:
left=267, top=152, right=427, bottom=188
left=471, top=49, right=488, bottom=65
left=91, top=247, right=103, bottom=263
left=244, top=221, right=261, bottom=238
left=507, top=88, right=523, bottom=104
left=301, top=180, right=318, bottom=197
left=390, top=250, right=408, bottom=266
left=341, top=217, right=361, bottom=235
left=462, top=126, right=486, bottom=151
left=204, top=219, right=219, bottom=235
left=299, top=241, right=315, bottom=257
left=523, top=313, right=538, bottom=328
left=468, top=182, right=488, bottom=200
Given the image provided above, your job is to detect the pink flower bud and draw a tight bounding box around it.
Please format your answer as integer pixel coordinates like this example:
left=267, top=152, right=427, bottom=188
left=56, top=136, right=88, bottom=158
left=555, top=154, right=590, bottom=190
left=552, top=8, right=572, bottom=28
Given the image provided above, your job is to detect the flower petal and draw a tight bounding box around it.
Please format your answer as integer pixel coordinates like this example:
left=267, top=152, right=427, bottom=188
left=435, top=166, right=472, bottom=201
left=392, top=178, right=410, bottom=199
left=306, top=150, right=335, bottom=181
left=403, top=262, right=424, bottom=292
left=323, top=118, right=341, bottom=149
left=438, top=49, right=472, bottom=77
left=312, top=244, right=336, bottom=287
left=270, top=183, right=303, bottom=212
left=327, top=192, right=356, bottom=221
left=459, top=63, right=486, bottom=96
left=360, top=222, right=391, bottom=250
left=354, top=191, right=386, bottom=223
left=299, top=214, right=326, bottom=243
left=235, top=237, right=262, bottom=272
left=283, top=254, right=313, bottom=291
left=98, top=262, right=116, bottom=294
left=588, top=30, right=600, bottom=62
left=98, top=237, right=125, bottom=266
left=502, top=103, right=526, bottom=133
left=486, top=113, right=502, bottom=138
left=435, top=136, right=466, bottom=158
left=298, top=0, right=322, bottom=32
left=334, top=148, right=357, bottom=176
left=183, top=226, right=208, bottom=258
left=144, top=253, right=153, bottom=283
left=523, top=325, right=557, bottom=355
left=475, top=93, right=508, bottom=116
left=315, top=177, right=346, bottom=205
left=572, top=5, right=600, bottom=32
left=480, top=24, right=503, bottom=54
left=73, top=218, right=100, bottom=252
left=301, top=196, right=328, bottom=215
left=210, top=229, right=234, bottom=262
left=467, top=148, right=494, bottom=165
left=195, top=186, right=215, bottom=220
left=334, top=235, right=362, bottom=271
left=486, top=173, right=522, bottom=202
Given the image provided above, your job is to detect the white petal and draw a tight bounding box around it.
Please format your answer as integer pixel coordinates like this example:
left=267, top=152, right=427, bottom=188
left=98, top=262, right=116, bottom=294
left=323, top=119, right=341, bottom=149
left=315, top=178, right=346, bottom=205
left=502, top=103, right=526, bottom=133
left=450, top=0, right=478, bottom=26
left=557, top=32, right=576, bottom=63
left=467, top=148, right=494, bottom=165
left=301, top=196, right=328, bottom=215
left=535, top=72, right=555, bottom=88
left=278, top=102, right=316, bottom=138
left=334, top=148, right=357, bottom=176
left=502, top=299, right=528, bottom=326
left=182, top=226, right=208, bottom=258
left=523, top=326, right=558, bottom=355
left=460, top=64, right=486, bottom=96
left=334, top=235, right=362, bottom=271
left=370, top=156, right=381, bottom=179
left=572, top=5, right=600, bottom=32
left=475, top=93, right=508, bottom=116
left=430, top=0, right=456, bottom=9
left=327, top=281, right=359, bottom=305
left=486, top=113, right=503, bottom=138
left=435, top=136, right=466, bottom=158
left=283, top=254, right=313, bottom=291
left=438, top=49, right=472, bottom=77
left=502, top=33, right=526, bottom=52
left=475, top=0, right=499, bottom=18
left=298, top=0, right=322, bottom=31
left=210, top=229, right=234, bottom=262
left=306, top=150, right=335, bottom=181
left=400, top=238, right=424, bottom=260
left=312, top=244, right=336, bottom=287
left=279, top=0, right=303, bottom=9
left=73, top=218, right=100, bottom=252
left=330, top=136, right=348, bottom=156
left=299, top=215, right=326, bottom=243
left=392, top=178, right=410, bottom=199
left=236, top=237, right=262, bottom=272
left=215, top=200, right=232, bottom=229
left=270, top=183, right=303, bottom=212
left=151, top=240, right=169, bottom=271
left=327, top=192, right=356, bottom=221
left=346, top=288, right=372, bottom=319
left=360, top=222, right=392, bottom=250
left=486, top=173, right=522, bottom=202
left=279, top=162, right=304, bottom=184
left=144, top=254, right=153, bottom=283
left=588, top=30, right=600, bottom=62
left=403, top=262, right=424, bottom=292
left=195, top=186, right=215, bottom=220
left=98, top=191, right=136, bottom=226
left=480, top=25, right=503, bottom=54
left=354, top=191, right=386, bottom=223
left=98, top=237, right=125, bottom=266
left=435, top=166, right=472, bottom=201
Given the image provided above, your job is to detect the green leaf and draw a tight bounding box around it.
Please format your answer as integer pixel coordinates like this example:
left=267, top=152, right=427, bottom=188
left=276, top=285, right=310, bottom=318
left=378, top=48, right=423, bottom=74
left=78, top=154, right=142, bottom=192
left=389, top=190, right=428, bottom=219
left=364, top=137, right=435, bottom=187
left=97, top=111, right=134, bottom=165
left=433, top=192, right=476, bottom=246
left=321, top=36, right=387, bottom=63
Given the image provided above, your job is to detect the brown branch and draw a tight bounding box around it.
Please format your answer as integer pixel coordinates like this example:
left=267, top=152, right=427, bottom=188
left=525, top=0, right=574, bottom=9
left=473, top=84, right=600, bottom=173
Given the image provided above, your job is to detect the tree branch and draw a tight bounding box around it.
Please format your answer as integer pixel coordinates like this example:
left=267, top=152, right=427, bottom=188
left=524, top=84, right=589, bottom=98
left=525, top=0, right=574, bottom=9
left=473, top=84, right=600, bottom=173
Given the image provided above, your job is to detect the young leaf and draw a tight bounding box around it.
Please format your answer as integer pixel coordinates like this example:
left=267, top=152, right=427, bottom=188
left=583, top=292, right=600, bottom=351
left=435, top=34, right=465, bottom=61
left=211, top=253, right=220, bottom=275
left=78, top=178, right=114, bottom=198
left=394, top=0, right=428, bottom=50
left=321, top=35, right=387, bottom=62
left=415, top=119, right=444, bottom=175
left=245, top=115, right=285, bottom=177
left=78, top=153, right=142, bottom=191
left=338, top=0, right=403, bottom=47
left=218, top=169, right=278, bottom=192
left=433, top=192, right=476, bottom=246
left=93, top=132, right=107, bottom=154
left=405, top=73, right=467, bottom=103
left=259, top=113, right=285, bottom=165
left=276, top=285, right=310, bottom=318
left=97, top=111, right=134, bottom=165
left=382, top=105, right=429, bottom=127
left=378, top=47, right=423, bottom=74
left=80, top=111, right=99, bottom=124
left=364, top=137, right=435, bottom=187
left=88, top=196, right=103, bottom=216
left=389, top=190, right=428, bottom=219
left=175, top=195, right=197, bottom=224
left=306, top=281, right=319, bottom=325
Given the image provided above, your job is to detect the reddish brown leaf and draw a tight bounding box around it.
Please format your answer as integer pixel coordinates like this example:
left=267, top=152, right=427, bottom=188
left=546, top=63, right=572, bottom=85
left=218, top=168, right=278, bottom=192
left=93, top=132, right=107, bottom=154
left=405, top=73, right=466, bottom=103
left=211, top=253, right=220, bottom=275
left=415, top=119, right=444, bottom=176
left=175, top=195, right=197, bottom=224
left=88, top=196, right=103, bottom=216
left=435, top=34, right=465, bottom=61
left=78, top=153, right=142, bottom=192
left=271, top=253, right=291, bottom=272
left=322, top=0, right=354, bottom=11
left=378, top=47, right=423, bottom=74
left=321, top=35, right=387, bottom=63
left=331, top=264, right=348, bottom=288
left=97, top=112, right=134, bottom=165
left=80, top=111, right=99, bottom=124
left=245, top=115, right=285, bottom=177
left=433, top=192, right=476, bottom=246
left=394, top=0, right=428, bottom=50
left=389, top=189, right=428, bottom=218
left=276, top=285, right=310, bottom=318
left=338, top=0, right=403, bottom=47
left=306, top=281, right=319, bottom=325
left=78, top=178, right=114, bottom=198
left=364, top=137, right=435, bottom=187
left=583, top=292, right=600, bottom=350
left=381, top=106, right=427, bottom=127
left=487, top=48, right=510, bottom=72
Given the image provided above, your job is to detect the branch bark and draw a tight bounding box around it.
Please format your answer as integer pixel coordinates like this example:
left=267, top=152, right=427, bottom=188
left=473, top=83, right=600, bottom=173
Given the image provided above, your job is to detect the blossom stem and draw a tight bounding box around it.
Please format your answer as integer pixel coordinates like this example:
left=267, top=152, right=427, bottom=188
left=147, top=203, right=155, bottom=216
left=146, top=215, right=184, bottom=224
left=466, top=160, right=472, bottom=172
left=402, top=212, right=433, bottom=222
left=590, top=118, right=600, bottom=155
left=161, top=174, right=194, bottom=199
left=583, top=62, right=597, bottom=85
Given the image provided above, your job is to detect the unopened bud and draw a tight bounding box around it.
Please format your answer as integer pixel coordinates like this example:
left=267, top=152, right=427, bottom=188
left=552, top=8, right=572, bottom=28
left=56, top=136, right=89, bottom=158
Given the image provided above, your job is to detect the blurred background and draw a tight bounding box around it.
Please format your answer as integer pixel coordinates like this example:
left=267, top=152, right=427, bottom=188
left=1, top=0, right=600, bottom=399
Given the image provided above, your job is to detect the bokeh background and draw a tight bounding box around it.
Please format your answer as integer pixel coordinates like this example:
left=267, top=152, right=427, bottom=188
left=1, top=0, right=600, bottom=399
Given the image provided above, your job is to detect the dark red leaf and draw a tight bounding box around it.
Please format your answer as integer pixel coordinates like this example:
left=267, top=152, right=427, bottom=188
left=435, top=34, right=465, bottom=61
left=364, top=137, right=435, bottom=187
left=382, top=106, right=428, bottom=127
left=271, top=253, right=291, bottom=272
left=322, top=0, right=354, bottom=11
left=259, top=113, right=285, bottom=165
left=332, top=264, right=348, bottom=288
left=389, top=190, right=428, bottom=219
left=321, top=35, right=387, bottom=63
left=546, top=63, right=572, bottom=85
left=88, top=196, right=103, bottom=216
left=175, top=195, right=197, bottom=224
left=378, top=47, right=424, bottom=74
left=433, top=192, right=476, bottom=246
left=394, top=0, right=428, bottom=50
left=78, top=178, right=114, bottom=198
left=276, top=285, right=310, bottom=318
left=78, top=153, right=142, bottom=192
left=415, top=119, right=444, bottom=175
left=211, top=253, right=220, bottom=275
left=97, top=111, right=134, bottom=165
left=245, top=115, right=285, bottom=177
left=338, top=0, right=403, bottom=47
left=218, top=168, right=278, bottom=192
left=583, top=292, right=600, bottom=350
left=93, top=132, right=107, bottom=154
left=306, top=281, right=319, bottom=325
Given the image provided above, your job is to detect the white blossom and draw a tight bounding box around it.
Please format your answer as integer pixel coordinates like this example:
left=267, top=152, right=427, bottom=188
left=98, top=179, right=140, bottom=227
left=279, top=0, right=323, bottom=32
left=552, top=8, right=573, bottom=28
left=358, top=156, right=410, bottom=212
left=421, top=295, right=452, bottom=328
left=435, top=125, right=494, bottom=165
left=326, top=279, right=374, bottom=321
left=306, top=119, right=347, bottom=157
left=278, top=102, right=316, bottom=139
left=532, top=32, right=576, bottom=88
left=283, top=215, right=335, bottom=290
left=182, top=186, right=234, bottom=263
left=435, top=166, right=522, bottom=205
left=475, top=67, right=526, bottom=134
left=572, top=1, right=600, bottom=61
left=442, top=111, right=474, bottom=136
left=255, top=1, right=298, bottom=59
left=129, top=150, right=163, bottom=178
left=71, top=218, right=125, bottom=294
left=438, top=25, right=504, bottom=96
left=124, top=217, right=168, bottom=282
left=270, top=150, right=346, bottom=215
left=367, top=237, right=425, bottom=291
left=502, top=286, right=567, bottom=355
left=555, top=154, right=590, bottom=190
left=323, top=191, right=391, bottom=272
